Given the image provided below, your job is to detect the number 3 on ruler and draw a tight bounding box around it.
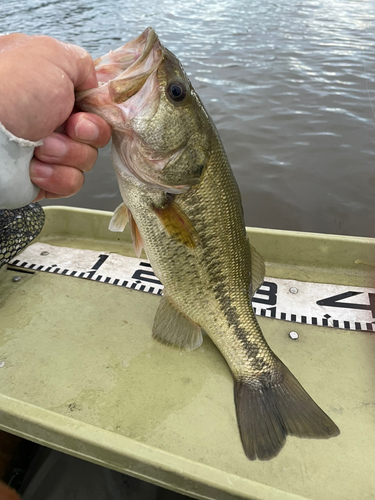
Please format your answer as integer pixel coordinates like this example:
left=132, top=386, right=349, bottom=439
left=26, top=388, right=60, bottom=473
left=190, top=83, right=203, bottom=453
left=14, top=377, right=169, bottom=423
left=252, top=281, right=278, bottom=306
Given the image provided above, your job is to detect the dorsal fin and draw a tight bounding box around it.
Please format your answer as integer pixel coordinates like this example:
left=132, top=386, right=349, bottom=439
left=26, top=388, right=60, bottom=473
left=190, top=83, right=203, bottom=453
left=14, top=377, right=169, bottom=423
left=249, top=240, right=265, bottom=297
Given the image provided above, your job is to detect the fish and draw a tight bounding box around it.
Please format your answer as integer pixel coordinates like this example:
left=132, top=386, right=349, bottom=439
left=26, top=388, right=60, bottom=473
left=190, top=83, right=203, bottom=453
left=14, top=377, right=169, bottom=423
left=76, top=28, right=339, bottom=460
left=0, top=203, right=45, bottom=268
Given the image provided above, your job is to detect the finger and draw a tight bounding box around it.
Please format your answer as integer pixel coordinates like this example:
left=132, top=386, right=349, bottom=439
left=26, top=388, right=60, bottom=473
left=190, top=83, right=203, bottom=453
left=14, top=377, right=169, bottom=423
left=0, top=33, right=29, bottom=50
left=34, top=189, right=74, bottom=201
left=34, top=133, right=98, bottom=172
left=32, top=188, right=44, bottom=203
left=27, top=36, right=98, bottom=92
left=30, top=159, right=85, bottom=198
left=57, top=40, right=98, bottom=91
left=65, top=112, right=112, bottom=148
left=0, top=35, right=99, bottom=141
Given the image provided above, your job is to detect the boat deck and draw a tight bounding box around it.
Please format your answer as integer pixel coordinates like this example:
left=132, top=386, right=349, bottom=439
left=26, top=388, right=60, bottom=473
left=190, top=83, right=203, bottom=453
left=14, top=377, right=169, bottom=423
left=0, top=206, right=374, bottom=500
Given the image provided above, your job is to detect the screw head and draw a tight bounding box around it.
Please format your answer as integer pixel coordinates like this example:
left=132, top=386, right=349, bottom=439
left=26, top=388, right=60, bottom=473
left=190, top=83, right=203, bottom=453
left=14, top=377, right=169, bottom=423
left=12, top=276, right=21, bottom=282
left=289, top=331, right=299, bottom=340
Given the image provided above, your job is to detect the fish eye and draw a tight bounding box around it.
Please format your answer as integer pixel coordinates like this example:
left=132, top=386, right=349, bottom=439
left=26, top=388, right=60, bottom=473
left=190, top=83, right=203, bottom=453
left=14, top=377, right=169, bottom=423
left=167, top=82, right=187, bottom=102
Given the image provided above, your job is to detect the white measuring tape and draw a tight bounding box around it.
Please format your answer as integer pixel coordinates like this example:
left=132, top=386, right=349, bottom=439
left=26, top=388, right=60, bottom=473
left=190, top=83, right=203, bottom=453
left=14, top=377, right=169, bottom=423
left=9, top=242, right=375, bottom=333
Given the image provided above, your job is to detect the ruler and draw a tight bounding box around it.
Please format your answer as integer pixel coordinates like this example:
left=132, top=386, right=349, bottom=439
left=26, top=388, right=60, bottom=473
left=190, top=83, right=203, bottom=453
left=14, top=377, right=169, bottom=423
left=8, top=242, right=375, bottom=333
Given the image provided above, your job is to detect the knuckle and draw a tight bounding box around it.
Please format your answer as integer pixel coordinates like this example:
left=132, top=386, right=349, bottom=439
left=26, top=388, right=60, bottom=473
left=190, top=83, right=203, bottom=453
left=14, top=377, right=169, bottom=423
left=84, top=147, right=98, bottom=171
left=66, top=169, right=84, bottom=194
left=74, top=143, right=97, bottom=171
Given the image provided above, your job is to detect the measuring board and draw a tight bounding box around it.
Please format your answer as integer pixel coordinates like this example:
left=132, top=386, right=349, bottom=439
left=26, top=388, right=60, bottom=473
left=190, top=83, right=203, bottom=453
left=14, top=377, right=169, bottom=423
left=8, top=242, right=375, bottom=333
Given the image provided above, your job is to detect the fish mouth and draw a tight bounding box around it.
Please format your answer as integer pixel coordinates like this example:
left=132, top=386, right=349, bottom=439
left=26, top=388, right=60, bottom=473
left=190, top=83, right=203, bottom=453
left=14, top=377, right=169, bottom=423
left=95, top=27, right=161, bottom=84
left=76, top=29, right=190, bottom=195
left=76, top=27, right=164, bottom=107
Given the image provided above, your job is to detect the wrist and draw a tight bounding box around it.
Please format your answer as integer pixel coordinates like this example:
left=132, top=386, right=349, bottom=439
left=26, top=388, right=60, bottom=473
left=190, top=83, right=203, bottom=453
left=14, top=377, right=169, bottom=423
left=0, top=122, right=42, bottom=209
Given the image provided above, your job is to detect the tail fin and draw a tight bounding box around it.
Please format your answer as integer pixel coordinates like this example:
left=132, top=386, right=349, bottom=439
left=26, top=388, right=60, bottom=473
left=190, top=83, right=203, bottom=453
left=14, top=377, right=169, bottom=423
left=234, top=361, right=340, bottom=461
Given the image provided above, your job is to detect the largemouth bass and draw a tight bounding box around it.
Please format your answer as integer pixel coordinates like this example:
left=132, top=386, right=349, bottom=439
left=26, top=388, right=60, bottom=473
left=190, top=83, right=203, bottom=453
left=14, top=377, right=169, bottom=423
left=76, top=28, right=339, bottom=460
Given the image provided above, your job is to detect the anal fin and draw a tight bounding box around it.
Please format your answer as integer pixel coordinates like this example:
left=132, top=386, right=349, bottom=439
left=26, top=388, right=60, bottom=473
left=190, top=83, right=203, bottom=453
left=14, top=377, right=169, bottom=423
left=152, top=295, right=203, bottom=351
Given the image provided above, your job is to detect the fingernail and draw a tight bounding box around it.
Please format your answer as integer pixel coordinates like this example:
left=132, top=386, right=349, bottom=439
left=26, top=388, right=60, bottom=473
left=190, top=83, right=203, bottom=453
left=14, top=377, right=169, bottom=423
left=75, top=117, right=99, bottom=142
left=41, top=136, right=67, bottom=158
left=30, top=163, right=54, bottom=179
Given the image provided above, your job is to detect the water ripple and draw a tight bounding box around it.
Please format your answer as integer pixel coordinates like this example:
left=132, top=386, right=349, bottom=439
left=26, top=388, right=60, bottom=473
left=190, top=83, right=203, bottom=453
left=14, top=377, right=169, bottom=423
left=1, top=0, right=375, bottom=236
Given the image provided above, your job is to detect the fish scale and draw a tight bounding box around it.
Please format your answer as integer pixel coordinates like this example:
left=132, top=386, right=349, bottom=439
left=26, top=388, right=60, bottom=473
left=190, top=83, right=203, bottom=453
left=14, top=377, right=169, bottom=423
left=76, top=27, right=339, bottom=461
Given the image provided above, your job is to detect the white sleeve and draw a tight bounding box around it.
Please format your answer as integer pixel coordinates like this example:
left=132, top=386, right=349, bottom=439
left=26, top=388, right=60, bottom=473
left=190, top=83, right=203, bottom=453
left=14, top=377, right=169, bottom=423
left=0, top=122, right=43, bottom=209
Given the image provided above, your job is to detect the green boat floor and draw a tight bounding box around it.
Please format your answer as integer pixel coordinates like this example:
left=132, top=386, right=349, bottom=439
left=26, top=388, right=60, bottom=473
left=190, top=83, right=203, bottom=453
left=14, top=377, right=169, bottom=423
left=0, top=207, right=374, bottom=500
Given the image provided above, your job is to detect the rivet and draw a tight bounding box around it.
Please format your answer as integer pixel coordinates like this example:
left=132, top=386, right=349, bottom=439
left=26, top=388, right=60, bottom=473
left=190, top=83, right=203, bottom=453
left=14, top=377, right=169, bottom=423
left=40, top=251, right=49, bottom=256
left=289, top=331, right=299, bottom=340
left=289, top=287, right=298, bottom=294
left=12, top=276, right=21, bottom=282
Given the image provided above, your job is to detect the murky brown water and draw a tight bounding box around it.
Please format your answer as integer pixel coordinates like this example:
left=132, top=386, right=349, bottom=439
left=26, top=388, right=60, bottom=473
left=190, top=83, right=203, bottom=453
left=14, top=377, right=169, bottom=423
left=3, top=0, right=375, bottom=237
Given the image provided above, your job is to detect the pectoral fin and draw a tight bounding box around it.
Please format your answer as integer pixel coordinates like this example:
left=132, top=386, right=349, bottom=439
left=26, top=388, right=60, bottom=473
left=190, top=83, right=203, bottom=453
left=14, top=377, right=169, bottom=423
left=128, top=211, right=143, bottom=258
left=153, top=295, right=203, bottom=351
left=152, top=198, right=201, bottom=248
left=109, top=203, right=129, bottom=232
left=110, top=203, right=143, bottom=257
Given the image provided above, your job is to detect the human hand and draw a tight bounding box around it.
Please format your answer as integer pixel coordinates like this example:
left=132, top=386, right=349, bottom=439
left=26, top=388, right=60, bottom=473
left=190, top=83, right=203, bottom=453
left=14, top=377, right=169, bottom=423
left=31, top=112, right=111, bottom=201
left=0, top=480, right=21, bottom=500
left=0, top=34, right=111, bottom=201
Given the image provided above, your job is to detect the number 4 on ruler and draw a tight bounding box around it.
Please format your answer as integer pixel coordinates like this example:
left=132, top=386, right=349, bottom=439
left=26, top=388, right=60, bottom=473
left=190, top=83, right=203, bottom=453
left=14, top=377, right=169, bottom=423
left=317, top=292, right=375, bottom=319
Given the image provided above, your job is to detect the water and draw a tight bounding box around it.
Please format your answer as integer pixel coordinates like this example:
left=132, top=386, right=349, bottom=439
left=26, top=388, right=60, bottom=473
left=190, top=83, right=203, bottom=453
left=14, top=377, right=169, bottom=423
left=2, top=0, right=375, bottom=237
